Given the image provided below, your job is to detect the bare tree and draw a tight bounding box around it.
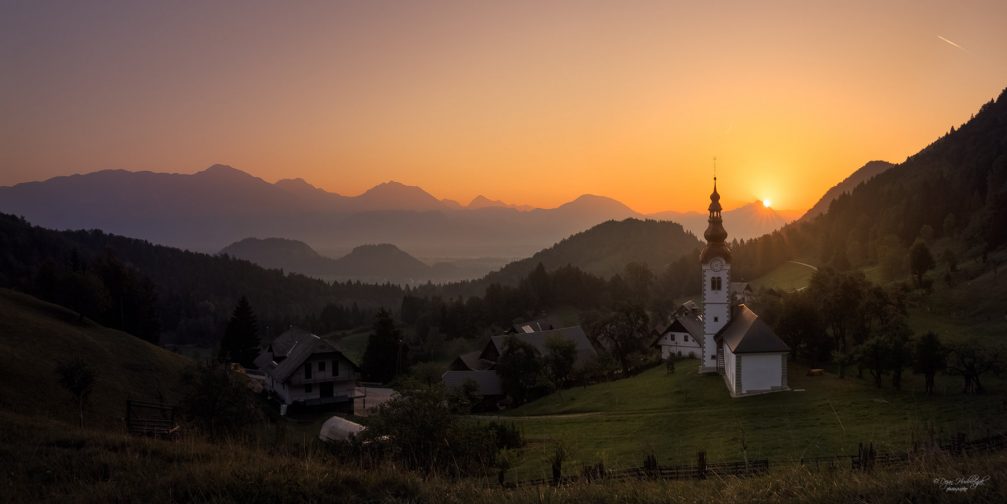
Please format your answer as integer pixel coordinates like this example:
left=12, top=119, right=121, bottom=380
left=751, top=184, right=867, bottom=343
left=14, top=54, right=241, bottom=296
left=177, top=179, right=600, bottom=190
left=56, top=358, right=97, bottom=427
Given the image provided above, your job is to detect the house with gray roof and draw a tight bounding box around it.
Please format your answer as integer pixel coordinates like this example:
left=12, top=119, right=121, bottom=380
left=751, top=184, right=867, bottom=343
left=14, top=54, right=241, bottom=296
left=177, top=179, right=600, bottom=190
left=443, top=325, right=597, bottom=398
left=653, top=312, right=704, bottom=360
left=254, top=327, right=360, bottom=410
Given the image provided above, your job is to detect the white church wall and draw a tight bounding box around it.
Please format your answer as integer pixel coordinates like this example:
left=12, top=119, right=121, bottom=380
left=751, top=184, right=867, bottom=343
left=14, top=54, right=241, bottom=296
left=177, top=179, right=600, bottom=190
left=740, top=353, right=785, bottom=393
left=723, top=346, right=737, bottom=392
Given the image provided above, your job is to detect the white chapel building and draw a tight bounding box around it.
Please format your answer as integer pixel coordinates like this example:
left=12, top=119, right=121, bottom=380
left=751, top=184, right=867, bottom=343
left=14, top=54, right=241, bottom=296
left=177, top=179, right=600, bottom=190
left=697, top=178, right=790, bottom=397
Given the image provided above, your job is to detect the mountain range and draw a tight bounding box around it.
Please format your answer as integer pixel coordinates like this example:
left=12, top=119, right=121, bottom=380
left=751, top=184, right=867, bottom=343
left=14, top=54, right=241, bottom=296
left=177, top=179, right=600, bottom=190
left=219, top=238, right=502, bottom=284
left=0, top=164, right=799, bottom=263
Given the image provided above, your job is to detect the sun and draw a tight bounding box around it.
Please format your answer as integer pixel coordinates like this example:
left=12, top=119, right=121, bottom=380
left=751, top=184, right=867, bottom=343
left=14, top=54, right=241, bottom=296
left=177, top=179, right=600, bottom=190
left=762, top=199, right=772, bottom=208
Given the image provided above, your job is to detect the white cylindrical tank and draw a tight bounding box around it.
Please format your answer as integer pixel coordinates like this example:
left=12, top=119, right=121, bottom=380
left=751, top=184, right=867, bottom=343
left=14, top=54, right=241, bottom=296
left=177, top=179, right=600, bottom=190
left=318, top=415, right=365, bottom=442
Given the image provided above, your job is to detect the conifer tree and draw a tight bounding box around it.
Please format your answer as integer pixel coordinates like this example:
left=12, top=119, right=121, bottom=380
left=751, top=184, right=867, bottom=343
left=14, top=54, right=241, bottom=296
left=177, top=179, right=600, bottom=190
left=220, top=296, right=259, bottom=367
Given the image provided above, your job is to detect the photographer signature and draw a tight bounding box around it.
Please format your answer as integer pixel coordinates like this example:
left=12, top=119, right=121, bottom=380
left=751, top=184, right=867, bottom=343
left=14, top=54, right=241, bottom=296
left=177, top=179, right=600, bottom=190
left=933, top=475, right=989, bottom=492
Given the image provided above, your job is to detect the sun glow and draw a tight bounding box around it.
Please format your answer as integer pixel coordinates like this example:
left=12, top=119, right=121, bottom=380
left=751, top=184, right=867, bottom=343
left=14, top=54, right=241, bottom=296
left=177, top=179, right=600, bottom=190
left=762, top=199, right=772, bottom=208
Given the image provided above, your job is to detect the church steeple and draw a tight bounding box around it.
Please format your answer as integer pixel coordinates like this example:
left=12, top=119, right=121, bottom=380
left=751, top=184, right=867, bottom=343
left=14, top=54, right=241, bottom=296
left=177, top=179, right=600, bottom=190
left=700, top=176, right=732, bottom=263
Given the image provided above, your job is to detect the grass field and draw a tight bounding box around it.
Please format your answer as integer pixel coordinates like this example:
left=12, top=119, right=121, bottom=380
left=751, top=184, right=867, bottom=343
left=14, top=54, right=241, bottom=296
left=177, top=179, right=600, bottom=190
left=0, top=288, right=192, bottom=428
left=749, top=260, right=818, bottom=292
left=3, top=409, right=1005, bottom=503
left=491, top=360, right=1006, bottom=481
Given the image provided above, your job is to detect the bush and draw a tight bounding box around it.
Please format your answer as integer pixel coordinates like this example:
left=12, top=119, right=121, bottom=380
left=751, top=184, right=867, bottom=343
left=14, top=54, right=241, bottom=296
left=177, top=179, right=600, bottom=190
left=178, top=362, right=262, bottom=439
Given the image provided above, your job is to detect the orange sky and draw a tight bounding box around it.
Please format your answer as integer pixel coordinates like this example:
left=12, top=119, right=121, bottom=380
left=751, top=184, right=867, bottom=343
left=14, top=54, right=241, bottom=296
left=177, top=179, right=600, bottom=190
left=2, top=1, right=1007, bottom=213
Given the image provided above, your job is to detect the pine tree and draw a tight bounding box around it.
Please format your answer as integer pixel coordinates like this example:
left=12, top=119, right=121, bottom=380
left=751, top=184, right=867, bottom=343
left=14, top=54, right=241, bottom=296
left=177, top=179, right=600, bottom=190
left=220, top=296, right=259, bottom=367
left=361, top=309, right=402, bottom=382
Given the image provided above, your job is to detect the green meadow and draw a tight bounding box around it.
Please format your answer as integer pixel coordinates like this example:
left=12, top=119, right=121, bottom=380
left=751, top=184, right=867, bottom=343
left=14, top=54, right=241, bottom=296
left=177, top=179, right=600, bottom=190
left=491, top=361, right=1005, bottom=482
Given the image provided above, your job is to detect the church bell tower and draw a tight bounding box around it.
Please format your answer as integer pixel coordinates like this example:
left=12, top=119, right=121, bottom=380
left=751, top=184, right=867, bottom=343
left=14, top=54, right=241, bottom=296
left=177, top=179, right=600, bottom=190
left=700, top=175, right=731, bottom=374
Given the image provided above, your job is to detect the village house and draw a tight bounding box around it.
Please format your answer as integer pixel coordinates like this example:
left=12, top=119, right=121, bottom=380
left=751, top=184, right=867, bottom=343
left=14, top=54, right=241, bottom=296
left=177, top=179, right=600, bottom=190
left=442, top=325, right=597, bottom=397
left=730, top=282, right=754, bottom=305
left=653, top=312, right=704, bottom=359
left=254, top=327, right=360, bottom=411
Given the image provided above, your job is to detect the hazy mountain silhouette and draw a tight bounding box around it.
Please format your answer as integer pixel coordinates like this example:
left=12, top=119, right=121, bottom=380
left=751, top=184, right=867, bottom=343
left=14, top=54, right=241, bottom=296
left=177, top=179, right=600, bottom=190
left=467, top=195, right=533, bottom=211
left=649, top=201, right=796, bottom=241
left=799, top=160, right=894, bottom=221
left=475, top=218, right=701, bottom=287
left=0, top=166, right=655, bottom=258
left=220, top=237, right=510, bottom=284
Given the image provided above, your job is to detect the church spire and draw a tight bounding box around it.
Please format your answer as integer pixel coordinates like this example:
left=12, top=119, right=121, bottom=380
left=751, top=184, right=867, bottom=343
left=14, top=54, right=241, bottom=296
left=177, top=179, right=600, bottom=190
left=700, top=171, right=731, bottom=263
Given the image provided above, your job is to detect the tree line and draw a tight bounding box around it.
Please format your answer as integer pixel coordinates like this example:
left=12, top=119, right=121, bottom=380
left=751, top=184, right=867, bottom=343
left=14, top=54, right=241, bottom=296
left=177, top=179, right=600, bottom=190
left=762, top=267, right=1003, bottom=395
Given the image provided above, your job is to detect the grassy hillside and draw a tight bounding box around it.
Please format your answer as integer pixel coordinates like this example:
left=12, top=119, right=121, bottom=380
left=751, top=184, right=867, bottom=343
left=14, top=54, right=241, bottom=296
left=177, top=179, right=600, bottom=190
left=748, top=260, right=818, bottom=292
left=0, top=288, right=191, bottom=428
left=2, top=410, right=1004, bottom=503
left=492, top=361, right=1005, bottom=481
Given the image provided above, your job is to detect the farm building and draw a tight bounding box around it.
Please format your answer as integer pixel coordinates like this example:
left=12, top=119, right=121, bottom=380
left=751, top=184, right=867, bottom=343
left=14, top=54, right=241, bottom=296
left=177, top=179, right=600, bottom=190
left=254, top=327, right=360, bottom=410
left=653, top=313, right=704, bottom=359
left=443, top=325, right=597, bottom=397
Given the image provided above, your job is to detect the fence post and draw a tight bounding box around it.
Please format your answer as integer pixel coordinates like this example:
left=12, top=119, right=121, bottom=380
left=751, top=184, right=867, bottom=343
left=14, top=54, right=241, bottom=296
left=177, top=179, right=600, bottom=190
left=697, top=451, right=707, bottom=480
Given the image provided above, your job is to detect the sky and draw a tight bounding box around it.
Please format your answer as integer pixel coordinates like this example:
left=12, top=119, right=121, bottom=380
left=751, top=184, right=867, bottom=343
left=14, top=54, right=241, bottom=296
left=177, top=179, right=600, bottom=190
left=2, top=0, right=1006, bottom=213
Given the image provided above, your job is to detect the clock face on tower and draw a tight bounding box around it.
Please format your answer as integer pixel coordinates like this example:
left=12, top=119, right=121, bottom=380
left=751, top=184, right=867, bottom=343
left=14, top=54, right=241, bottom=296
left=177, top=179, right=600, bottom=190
left=710, top=258, right=724, bottom=272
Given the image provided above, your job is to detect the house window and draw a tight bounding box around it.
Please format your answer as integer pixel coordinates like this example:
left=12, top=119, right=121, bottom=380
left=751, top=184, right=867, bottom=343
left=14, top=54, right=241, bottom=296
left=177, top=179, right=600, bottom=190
left=333, top=360, right=339, bottom=377
left=711, top=276, right=722, bottom=291
left=683, top=335, right=689, bottom=342
left=714, top=316, right=718, bottom=322
left=711, top=354, right=717, bottom=360
left=305, top=364, right=312, bottom=379
left=319, top=361, right=326, bottom=372
left=305, top=384, right=313, bottom=394
left=669, top=334, right=676, bottom=342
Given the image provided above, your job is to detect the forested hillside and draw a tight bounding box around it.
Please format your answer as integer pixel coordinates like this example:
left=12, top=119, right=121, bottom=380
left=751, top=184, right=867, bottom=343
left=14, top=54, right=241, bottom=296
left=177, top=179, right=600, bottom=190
left=730, top=88, right=1007, bottom=280
left=432, top=219, right=701, bottom=298
left=0, top=214, right=403, bottom=346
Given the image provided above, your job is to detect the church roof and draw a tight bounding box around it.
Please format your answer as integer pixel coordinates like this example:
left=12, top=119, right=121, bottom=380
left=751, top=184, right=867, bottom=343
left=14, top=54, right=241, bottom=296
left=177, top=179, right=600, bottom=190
left=716, top=305, right=790, bottom=354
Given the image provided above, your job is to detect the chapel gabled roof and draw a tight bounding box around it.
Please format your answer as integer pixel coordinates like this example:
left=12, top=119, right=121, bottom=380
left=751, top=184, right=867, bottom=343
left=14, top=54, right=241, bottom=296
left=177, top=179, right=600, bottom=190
left=715, top=304, right=790, bottom=354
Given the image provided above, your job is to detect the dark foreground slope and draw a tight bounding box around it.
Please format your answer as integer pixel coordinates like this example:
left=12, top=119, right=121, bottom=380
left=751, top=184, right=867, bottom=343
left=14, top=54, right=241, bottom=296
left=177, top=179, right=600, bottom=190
left=1, top=409, right=1003, bottom=503
left=0, top=288, right=190, bottom=427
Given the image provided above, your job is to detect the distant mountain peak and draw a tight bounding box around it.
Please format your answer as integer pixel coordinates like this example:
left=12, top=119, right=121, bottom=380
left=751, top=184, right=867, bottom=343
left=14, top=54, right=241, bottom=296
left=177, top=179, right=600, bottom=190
left=200, top=164, right=246, bottom=176
left=468, top=195, right=507, bottom=209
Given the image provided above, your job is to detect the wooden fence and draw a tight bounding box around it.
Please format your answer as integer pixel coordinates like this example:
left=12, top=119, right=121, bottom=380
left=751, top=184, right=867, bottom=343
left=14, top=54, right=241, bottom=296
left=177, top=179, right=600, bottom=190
left=126, top=399, right=180, bottom=439
left=508, top=431, right=1007, bottom=488
left=511, top=454, right=769, bottom=488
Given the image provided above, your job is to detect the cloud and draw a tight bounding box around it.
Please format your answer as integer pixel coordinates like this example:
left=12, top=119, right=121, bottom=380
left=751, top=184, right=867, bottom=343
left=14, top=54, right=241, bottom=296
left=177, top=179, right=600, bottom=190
left=937, top=35, right=968, bottom=53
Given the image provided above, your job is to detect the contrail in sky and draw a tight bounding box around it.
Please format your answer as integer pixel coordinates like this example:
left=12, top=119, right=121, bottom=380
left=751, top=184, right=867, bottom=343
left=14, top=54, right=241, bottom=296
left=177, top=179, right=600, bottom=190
left=937, top=35, right=967, bottom=52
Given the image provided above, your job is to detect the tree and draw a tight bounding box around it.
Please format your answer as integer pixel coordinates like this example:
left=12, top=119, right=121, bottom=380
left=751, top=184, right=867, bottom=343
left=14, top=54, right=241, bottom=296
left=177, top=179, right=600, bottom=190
left=623, top=262, right=654, bottom=306
left=947, top=342, right=1003, bottom=394
left=855, top=336, right=888, bottom=388
left=940, top=249, right=958, bottom=273
left=361, top=309, right=403, bottom=383
left=496, top=336, right=547, bottom=404
left=179, top=362, right=261, bottom=438
left=219, top=296, right=260, bottom=367
left=884, top=320, right=913, bottom=390
left=590, top=303, right=650, bottom=375
left=912, top=332, right=946, bottom=395
left=909, top=241, right=936, bottom=289
left=774, top=291, right=827, bottom=363
left=544, top=335, right=578, bottom=390
left=55, top=359, right=96, bottom=427
left=362, top=383, right=498, bottom=476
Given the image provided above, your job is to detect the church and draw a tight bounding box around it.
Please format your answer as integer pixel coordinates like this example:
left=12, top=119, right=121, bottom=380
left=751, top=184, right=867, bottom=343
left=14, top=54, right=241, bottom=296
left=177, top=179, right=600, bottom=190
left=696, top=178, right=790, bottom=397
